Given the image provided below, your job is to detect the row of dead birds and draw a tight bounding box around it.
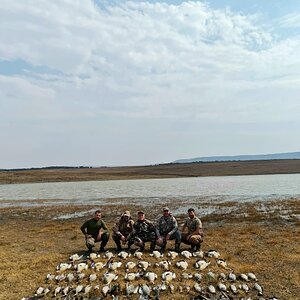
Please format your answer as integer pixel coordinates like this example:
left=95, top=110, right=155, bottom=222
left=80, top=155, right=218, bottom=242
left=22, top=249, right=279, bottom=299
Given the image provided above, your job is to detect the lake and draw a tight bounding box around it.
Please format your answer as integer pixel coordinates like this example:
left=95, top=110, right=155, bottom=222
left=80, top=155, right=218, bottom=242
left=0, top=173, right=300, bottom=208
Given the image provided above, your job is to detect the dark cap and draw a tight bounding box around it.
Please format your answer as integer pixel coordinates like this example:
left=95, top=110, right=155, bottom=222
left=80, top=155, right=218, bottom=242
left=188, top=208, right=195, bottom=212
left=137, top=211, right=145, bottom=215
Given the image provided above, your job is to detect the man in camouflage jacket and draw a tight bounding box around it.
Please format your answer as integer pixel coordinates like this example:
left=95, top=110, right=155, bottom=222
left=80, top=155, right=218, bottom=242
left=155, top=207, right=181, bottom=252
left=127, top=211, right=156, bottom=251
left=112, top=210, right=134, bottom=251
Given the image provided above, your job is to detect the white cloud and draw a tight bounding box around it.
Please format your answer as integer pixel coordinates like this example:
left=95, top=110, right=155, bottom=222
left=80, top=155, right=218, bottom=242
left=0, top=1, right=299, bottom=167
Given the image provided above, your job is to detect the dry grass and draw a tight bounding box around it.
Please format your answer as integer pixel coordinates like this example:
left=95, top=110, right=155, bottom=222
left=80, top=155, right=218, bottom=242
left=1, top=159, right=300, bottom=184
left=0, top=200, right=299, bottom=299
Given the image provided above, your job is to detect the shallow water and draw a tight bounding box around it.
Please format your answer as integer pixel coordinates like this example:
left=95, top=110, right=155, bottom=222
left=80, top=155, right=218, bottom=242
left=0, top=174, right=300, bottom=208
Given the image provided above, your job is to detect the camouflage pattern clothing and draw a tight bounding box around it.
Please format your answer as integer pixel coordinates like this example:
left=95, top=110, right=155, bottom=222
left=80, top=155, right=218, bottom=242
left=127, top=219, right=156, bottom=251
left=184, top=216, right=203, bottom=235
left=113, top=217, right=134, bottom=238
left=156, top=214, right=178, bottom=236
left=112, top=216, right=134, bottom=250
left=156, top=214, right=181, bottom=251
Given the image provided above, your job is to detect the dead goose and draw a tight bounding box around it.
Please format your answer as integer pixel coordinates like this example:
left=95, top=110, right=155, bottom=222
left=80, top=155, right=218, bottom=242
left=192, top=250, right=204, bottom=258
left=194, top=259, right=211, bottom=270
left=77, top=272, right=85, bottom=281
left=217, top=282, right=227, bottom=292
left=89, top=273, right=97, bottom=282
left=150, top=250, right=164, bottom=259
left=145, top=271, right=158, bottom=284
left=139, top=283, right=151, bottom=297
left=228, top=272, right=236, bottom=281
left=169, top=283, right=175, bottom=293
left=254, top=282, right=263, bottom=295
left=54, top=286, right=62, bottom=297
left=241, top=283, right=249, bottom=293
left=103, top=250, right=115, bottom=259
left=248, top=272, right=258, bottom=281
left=55, top=274, right=66, bottom=282
left=175, top=260, right=188, bottom=270
left=162, top=271, right=176, bottom=283
left=69, top=253, right=83, bottom=261
left=35, top=287, right=44, bottom=296
left=194, top=273, right=202, bottom=282
left=239, top=273, right=249, bottom=281
left=126, top=261, right=137, bottom=270
left=138, top=260, right=151, bottom=271
left=230, top=284, right=238, bottom=294
left=84, top=284, right=92, bottom=294
left=56, top=262, right=72, bottom=272
left=125, top=272, right=140, bottom=281
left=89, top=252, right=100, bottom=260
left=102, top=284, right=110, bottom=297
left=46, top=273, right=55, bottom=281
left=167, top=251, right=178, bottom=260
left=95, top=261, right=105, bottom=271
left=134, top=250, right=143, bottom=259
left=118, top=251, right=130, bottom=259
left=75, top=284, right=84, bottom=295
left=219, top=272, right=226, bottom=280
left=66, top=273, right=75, bottom=282
left=194, top=282, right=202, bottom=293
left=157, top=260, right=170, bottom=270
left=181, top=250, right=193, bottom=259
left=216, top=258, right=228, bottom=269
left=62, top=286, right=70, bottom=296
left=206, top=250, right=220, bottom=258
left=75, top=262, right=88, bottom=272
left=108, top=260, right=122, bottom=271
left=207, top=271, right=216, bottom=280
left=103, top=272, right=118, bottom=284
left=126, top=283, right=139, bottom=296
left=181, top=272, right=193, bottom=279
left=207, top=285, right=216, bottom=294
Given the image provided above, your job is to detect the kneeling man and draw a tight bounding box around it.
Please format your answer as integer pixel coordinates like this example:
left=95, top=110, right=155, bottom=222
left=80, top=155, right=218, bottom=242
left=155, top=207, right=181, bottom=252
left=181, top=208, right=203, bottom=251
left=80, top=210, right=109, bottom=253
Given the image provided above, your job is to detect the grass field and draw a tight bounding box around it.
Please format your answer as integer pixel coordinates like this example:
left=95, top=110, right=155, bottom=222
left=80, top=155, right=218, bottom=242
left=0, top=199, right=299, bottom=299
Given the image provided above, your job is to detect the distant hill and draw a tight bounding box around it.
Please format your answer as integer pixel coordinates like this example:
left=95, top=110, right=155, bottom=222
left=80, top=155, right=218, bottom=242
left=173, top=151, right=300, bottom=163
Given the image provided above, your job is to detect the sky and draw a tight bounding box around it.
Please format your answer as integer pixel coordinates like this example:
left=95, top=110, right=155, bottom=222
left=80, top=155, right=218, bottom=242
left=1, top=0, right=300, bottom=168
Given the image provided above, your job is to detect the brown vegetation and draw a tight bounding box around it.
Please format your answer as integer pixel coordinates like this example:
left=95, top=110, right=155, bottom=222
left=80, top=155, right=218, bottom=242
left=0, top=200, right=299, bottom=299
left=1, top=159, right=300, bottom=184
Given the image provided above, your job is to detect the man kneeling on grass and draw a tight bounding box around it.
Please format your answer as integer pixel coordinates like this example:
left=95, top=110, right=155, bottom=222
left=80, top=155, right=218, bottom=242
left=80, top=210, right=109, bottom=253
left=127, top=211, right=156, bottom=252
left=181, top=208, right=203, bottom=251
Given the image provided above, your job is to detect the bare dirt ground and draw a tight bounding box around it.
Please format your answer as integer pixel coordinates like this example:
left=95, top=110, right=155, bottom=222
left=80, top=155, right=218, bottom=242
left=1, top=159, right=300, bottom=184
left=0, top=199, right=299, bottom=300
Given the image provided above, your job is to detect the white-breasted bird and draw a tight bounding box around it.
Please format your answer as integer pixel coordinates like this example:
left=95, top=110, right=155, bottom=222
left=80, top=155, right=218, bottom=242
left=103, top=251, right=115, bottom=259
left=208, top=285, right=216, bottom=294
left=126, top=261, right=137, bottom=270
left=103, top=272, right=118, bottom=284
left=181, top=250, right=193, bottom=259
left=134, top=251, right=143, bottom=259
left=194, top=283, right=202, bottom=293
left=89, top=273, right=97, bottom=282
left=175, top=260, right=188, bottom=270
left=76, top=262, right=88, bottom=272
left=145, top=272, right=158, bottom=284
left=254, top=282, right=263, bottom=295
left=206, top=250, right=220, bottom=258
left=56, top=263, right=72, bottom=272
left=162, top=271, right=176, bottom=283
left=138, top=260, right=150, bottom=270
left=194, top=259, right=211, bottom=270
left=167, top=251, right=178, bottom=260
left=150, top=250, right=164, bottom=259
left=118, top=251, right=130, bottom=259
